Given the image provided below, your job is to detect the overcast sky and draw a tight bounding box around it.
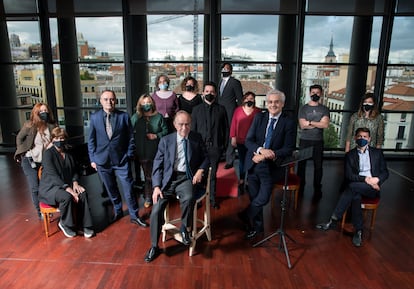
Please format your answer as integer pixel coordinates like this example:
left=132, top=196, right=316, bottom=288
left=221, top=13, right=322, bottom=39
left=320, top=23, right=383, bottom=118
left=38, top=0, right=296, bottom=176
left=6, top=15, right=414, bottom=64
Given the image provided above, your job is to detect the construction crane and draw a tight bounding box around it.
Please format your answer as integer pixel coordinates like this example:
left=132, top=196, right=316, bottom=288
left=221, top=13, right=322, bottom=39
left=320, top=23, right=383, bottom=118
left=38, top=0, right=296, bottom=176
left=148, top=4, right=199, bottom=77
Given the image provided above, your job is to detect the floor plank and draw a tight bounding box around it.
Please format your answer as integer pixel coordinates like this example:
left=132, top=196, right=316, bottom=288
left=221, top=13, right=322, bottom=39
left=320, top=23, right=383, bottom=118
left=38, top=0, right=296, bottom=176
left=0, top=154, right=413, bottom=289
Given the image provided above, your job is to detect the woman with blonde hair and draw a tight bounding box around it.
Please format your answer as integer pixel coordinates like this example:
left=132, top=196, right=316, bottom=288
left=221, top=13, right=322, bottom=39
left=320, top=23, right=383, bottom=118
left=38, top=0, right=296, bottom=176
left=131, top=94, right=168, bottom=207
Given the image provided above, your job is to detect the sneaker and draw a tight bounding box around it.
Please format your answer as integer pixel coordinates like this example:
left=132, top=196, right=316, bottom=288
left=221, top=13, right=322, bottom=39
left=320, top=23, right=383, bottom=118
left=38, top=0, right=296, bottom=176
left=352, top=230, right=363, bottom=247
left=83, top=228, right=94, bottom=238
left=58, top=221, right=76, bottom=238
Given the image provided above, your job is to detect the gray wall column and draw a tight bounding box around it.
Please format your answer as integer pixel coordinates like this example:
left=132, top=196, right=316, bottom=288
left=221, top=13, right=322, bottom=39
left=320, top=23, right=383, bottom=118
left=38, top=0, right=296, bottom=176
left=276, top=15, right=298, bottom=111
left=0, top=1, right=20, bottom=144
left=123, top=14, right=149, bottom=114
left=57, top=0, right=83, bottom=144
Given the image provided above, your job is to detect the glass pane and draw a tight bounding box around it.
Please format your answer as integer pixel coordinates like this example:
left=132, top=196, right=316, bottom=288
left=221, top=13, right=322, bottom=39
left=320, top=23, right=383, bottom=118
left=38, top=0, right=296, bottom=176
left=307, top=0, right=385, bottom=14
left=147, top=15, right=204, bottom=61
left=221, top=0, right=297, bottom=13
left=369, top=17, right=382, bottom=63
left=146, top=0, right=204, bottom=12
left=388, top=17, right=414, bottom=64
left=75, top=17, right=124, bottom=61
left=49, top=18, right=59, bottom=61
left=303, top=16, right=353, bottom=63
left=4, top=0, right=37, bottom=14
left=382, top=112, right=413, bottom=149
left=74, top=0, right=122, bottom=13
left=7, top=21, right=42, bottom=62
left=396, top=0, right=414, bottom=13
left=222, top=15, right=278, bottom=62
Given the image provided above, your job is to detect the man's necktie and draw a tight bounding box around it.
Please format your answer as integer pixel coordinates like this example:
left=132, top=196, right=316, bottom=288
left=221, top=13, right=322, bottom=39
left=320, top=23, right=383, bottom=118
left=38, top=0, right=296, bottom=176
left=106, top=113, right=113, bottom=139
left=183, top=138, right=192, bottom=180
left=219, top=80, right=226, bottom=95
left=264, top=118, right=276, bottom=149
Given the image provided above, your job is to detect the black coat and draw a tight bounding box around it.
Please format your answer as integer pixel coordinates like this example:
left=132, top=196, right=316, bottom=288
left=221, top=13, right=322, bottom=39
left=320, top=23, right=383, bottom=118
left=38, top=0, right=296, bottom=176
left=39, top=146, right=79, bottom=205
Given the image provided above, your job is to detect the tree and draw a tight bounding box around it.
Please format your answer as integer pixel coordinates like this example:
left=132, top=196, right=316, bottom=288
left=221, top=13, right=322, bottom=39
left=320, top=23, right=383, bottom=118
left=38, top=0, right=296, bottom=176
left=324, top=123, right=339, bottom=148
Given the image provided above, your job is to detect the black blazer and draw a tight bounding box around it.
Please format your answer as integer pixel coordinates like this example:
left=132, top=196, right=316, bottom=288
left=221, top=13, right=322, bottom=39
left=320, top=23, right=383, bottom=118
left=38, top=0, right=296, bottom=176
left=191, top=102, right=229, bottom=150
left=218, top=77, right=243, bottom=116
left=39, top=146, right=79, bottom=205
left=245, top=111, right=296, bottom=173
left=345, top=146, right=389, bottom=186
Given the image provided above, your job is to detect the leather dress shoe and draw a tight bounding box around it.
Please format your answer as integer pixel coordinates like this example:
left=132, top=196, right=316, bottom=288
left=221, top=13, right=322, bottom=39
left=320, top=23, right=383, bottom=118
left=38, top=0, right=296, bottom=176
left=181, top=230, right=192, bottom=246
left=352, top=230, right=363, bottom=247
left=130, top=217, right=149, bottom=227
left=144, top=246, right=161, bottom=263
left=245, top=229, right=261, bottom=240
left=316, top=219, right=337, bottom=231
left=112, top=213, right=123, bottom=223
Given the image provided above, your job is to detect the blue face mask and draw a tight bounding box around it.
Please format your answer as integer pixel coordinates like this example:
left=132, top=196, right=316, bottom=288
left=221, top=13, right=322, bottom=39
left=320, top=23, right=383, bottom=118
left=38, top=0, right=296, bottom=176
left=356, top=138, right=368, bottom=147
left=159, top=83, right=168, bottom=90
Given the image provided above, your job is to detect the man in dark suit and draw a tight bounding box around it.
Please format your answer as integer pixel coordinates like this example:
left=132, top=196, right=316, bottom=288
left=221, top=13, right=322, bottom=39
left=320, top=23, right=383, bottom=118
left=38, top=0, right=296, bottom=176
left=218, top=62, right=243, bottom=169
left=88, top=90, right=147, bottom=227
left=240, top=89, right=296, bottom=240
left=192, top=81, right=228, bottom=208
left=144, top=110, right=210, bottom=263
left=316, top=127, right=389, bottom=247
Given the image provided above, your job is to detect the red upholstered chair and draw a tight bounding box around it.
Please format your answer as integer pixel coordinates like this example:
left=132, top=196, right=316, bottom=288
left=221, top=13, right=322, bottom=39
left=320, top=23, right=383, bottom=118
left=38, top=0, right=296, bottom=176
left=271, top=163, right=301, bottom=211
left=341, top=197, right=380, bottom=231
left=38, top=166, right=60, bottom=237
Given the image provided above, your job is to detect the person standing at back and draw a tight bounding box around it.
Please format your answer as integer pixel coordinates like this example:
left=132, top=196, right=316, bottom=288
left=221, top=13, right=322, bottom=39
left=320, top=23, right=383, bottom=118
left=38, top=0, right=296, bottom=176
left=297, top=84, right=330, bottom=198
left=88, top=90, right=148, bottom=228
left=192, top=81, right=228, bottom=209
left=218, top=63, right=243, bottom=169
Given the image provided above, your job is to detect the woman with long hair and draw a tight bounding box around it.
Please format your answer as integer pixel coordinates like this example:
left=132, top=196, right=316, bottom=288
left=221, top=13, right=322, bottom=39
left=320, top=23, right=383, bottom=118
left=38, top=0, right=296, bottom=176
left=345, top=92, right=384, bottom=152
left=14, top=103, right=57, bottom=218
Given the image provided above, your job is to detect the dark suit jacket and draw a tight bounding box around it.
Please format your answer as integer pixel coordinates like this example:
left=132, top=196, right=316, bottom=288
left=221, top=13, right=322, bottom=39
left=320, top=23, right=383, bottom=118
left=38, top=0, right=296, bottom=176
left=345, top=146, right=389, bottom=186
left=191, top=102, right=228, bottom=150
left=88, top=109, right=135, bottom=166
left=218, top=77, right=243, bottom=118
left=245, top=111, right=296, bottom=175
left=152, top=131, right=210, bottom=191
left=39, top=146, right=79, bottom=205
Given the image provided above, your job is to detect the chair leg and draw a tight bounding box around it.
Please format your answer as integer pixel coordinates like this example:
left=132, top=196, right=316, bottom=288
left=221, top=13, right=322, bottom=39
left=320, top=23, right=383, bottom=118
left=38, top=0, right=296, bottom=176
left=370, top=209, right=377, bottom=230
left=341, top=210, right=347, bottom=230
left=42, top=211, right=49, bottom=238
left=293, top=189, right=298, bottom=210
left=162, top=204, right=170, bottom=242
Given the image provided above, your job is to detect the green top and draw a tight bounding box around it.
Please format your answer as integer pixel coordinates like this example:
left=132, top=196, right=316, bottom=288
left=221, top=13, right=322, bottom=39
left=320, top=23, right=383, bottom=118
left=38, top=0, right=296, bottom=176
left=346, top=113, right=384, bottom=149
left=131, top=112, right=168, bottom=160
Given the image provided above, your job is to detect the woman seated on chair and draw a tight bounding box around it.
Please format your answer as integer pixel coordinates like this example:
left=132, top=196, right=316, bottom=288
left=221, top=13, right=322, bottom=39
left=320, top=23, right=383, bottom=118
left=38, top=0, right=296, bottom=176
left=39, top=127, right=94, bottom=238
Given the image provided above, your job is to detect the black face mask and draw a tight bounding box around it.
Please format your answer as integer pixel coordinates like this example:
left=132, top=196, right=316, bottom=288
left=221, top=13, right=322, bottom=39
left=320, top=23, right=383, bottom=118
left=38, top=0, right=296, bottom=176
left=185, top=85, right=194, bottom=92
left=205, top=94, right=215, bottom=102
left=222, top=71, right=231, bottom=78
left=39, top=112, right=49, bottom=122
left=245, top=101, right=255, bottom=107
left=311, top=94, right=320, bottom=102
left=53, top=140, right=66, bottom=149
left=362, top=104, right=374, bottom=111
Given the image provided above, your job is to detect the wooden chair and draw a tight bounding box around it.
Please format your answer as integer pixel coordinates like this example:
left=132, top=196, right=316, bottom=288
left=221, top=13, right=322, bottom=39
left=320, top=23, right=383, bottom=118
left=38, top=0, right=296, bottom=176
left=162, top=167, right=212, bottom=256
left=38, top=166, right=60, bottom=237
left=341, top=197, right=380, bottom=231
left=271, top=163, right=301, bottom=211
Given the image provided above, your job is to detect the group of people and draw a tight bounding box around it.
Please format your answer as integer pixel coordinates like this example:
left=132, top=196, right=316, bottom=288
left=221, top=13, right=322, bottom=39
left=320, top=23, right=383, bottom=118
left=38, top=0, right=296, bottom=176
left=14, top=64, right=388, bottom=259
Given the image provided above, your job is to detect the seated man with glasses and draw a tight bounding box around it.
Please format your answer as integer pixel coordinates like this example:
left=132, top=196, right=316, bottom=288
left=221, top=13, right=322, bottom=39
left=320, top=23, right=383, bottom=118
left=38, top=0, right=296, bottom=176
left=144, top=110, right=210, bottom=263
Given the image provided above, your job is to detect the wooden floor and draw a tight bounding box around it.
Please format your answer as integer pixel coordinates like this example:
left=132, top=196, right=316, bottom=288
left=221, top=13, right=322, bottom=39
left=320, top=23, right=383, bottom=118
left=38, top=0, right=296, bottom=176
left=1, top=153, right=414, bottom=289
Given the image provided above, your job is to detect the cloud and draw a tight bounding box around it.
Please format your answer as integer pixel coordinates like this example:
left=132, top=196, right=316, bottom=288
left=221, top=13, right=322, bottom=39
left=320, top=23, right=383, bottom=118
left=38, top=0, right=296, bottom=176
left=6, top=15, right=414, bottom=64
